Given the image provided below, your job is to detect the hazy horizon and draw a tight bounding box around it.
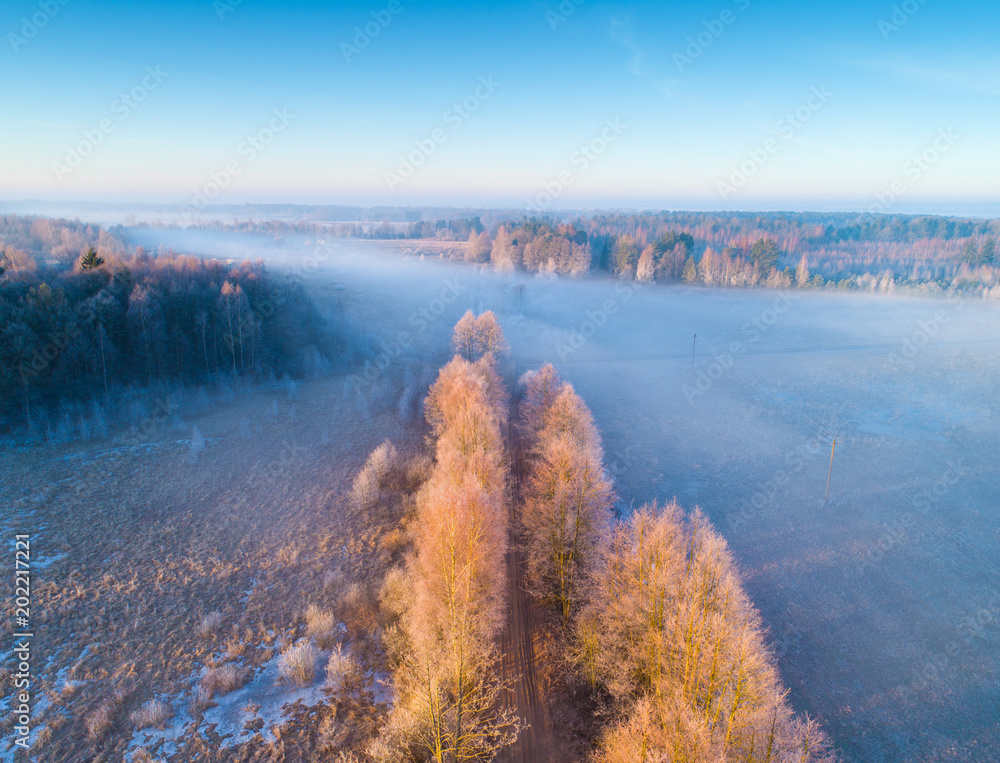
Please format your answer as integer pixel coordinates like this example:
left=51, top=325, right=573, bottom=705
left=2, top=198, right=999, bottom=227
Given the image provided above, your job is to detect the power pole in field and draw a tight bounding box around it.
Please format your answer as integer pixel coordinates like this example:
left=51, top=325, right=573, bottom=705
left=825, top=437, right=837, bottom=504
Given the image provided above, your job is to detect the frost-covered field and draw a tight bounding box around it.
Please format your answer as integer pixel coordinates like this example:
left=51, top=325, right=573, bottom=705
left=303, top=239, right=999, bottom=762
left=116, top=231, right=1000, bottom=760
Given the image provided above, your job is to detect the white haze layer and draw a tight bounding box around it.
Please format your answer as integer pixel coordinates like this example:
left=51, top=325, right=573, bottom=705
left=124, top=228, right=1000, bottom=762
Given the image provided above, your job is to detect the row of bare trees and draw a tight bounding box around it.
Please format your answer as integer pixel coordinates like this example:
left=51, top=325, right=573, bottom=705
left=518, top=364, right=614, bottom=628
left=376, top=312, right=520, bottom=762
left=515, top=365, right=834, bottom=762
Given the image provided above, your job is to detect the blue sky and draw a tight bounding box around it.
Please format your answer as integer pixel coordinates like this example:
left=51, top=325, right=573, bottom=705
left=2, top=0, right=998, bottom=213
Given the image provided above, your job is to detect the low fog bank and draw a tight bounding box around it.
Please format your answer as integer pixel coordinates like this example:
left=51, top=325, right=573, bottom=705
left=123, top=229, right=1000, bottom=761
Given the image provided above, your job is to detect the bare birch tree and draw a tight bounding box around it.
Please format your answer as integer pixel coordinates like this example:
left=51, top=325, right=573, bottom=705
left=578, top=502, right=835, bottom=763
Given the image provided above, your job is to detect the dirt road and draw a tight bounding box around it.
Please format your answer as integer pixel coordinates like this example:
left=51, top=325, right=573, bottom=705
left=498, top=360, right=553, bottom=763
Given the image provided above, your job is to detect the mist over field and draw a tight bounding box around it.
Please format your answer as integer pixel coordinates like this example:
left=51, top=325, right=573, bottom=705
left=92, top=231, right=1000, bottom=760
left=6, top=0, right=1000, bottom=758
left=112, top=228, right=1000, bottom=760
left=2, top=207, right=997, bottom=761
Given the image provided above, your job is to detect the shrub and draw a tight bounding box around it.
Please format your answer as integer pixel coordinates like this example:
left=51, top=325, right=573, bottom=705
left=378, top=527, right=408, bottom=557
left=85, top=701, right=115, bottom=740
left=306, top=605, right=336, bottom=649
left=197, top=611, right=223, bottom=638
left=351, top=441, right=398, bottom=512
left=340, top=582, right=378, bottom=637
left=323, top=568, right=346, bottom=597
left=404, top=453, right=434, bottom=489
left=278, top=641, right=319, bottom=686
left=350, top=465, right=380, bottom=513
left=325, top=644, right=358, bottom=691
left=194, top=664, right=251, bottom=710
left=130, top=698, right=171, bottom=730
left=378, top=567, right=409, bottom=622
left=367, top=440, right=397, bottom=481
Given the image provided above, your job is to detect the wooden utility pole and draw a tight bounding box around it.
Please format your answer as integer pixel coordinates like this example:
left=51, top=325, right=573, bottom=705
left=825, top=437, right=837, bottom=504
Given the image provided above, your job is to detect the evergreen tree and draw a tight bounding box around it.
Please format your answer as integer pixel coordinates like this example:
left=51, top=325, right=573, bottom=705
left=682, top=256, right=698, bottom=284
left=961, top=237, right=980, bottom=265
left=749, top=238, right=780, bottom=271
left=79, top=246, right=105, bottom=270
left=980, top=237, right=996, bottom=265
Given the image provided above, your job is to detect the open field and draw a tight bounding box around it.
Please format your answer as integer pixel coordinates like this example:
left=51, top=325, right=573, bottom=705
left=0, top=276, right=426, bottom=761
left=287, top=239, right=999, bottom=762
left=4, top=233, right=999, bottom=760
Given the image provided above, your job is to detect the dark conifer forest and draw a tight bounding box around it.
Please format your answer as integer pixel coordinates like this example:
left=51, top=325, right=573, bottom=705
left=0, top=215, right=354, bottom=432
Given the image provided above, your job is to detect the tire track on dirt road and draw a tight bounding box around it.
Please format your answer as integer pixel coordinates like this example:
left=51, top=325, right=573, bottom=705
left=498, top=357, right=552, bottom=763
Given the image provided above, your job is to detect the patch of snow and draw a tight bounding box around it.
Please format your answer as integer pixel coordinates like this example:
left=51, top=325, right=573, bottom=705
left=128, top=693, right=195, bottom=760
left=129, top=647, right=332, bottom=756
left=201, top=648, right=330, bottom=748
left=369, top=670, right=395, bottom=708
left=240, top=576, right=259, bottom=604
left=32, top=552, right=67, bottom=570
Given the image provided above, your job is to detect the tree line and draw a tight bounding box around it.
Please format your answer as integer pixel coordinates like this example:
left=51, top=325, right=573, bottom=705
left=515, top=364, right=833, bottom=762
left=0, top=217, right=355, bottom=432
left=369, top=313, right=833, bottom=761
left=374, top=311, right=521, bottom=762
left=165, top=207, right=1000, bottom=295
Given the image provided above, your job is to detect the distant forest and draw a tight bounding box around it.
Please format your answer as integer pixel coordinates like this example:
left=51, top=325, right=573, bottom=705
left=166, top=209, right=1000, bottom=296
left=0, top=215, right=355, bottom=434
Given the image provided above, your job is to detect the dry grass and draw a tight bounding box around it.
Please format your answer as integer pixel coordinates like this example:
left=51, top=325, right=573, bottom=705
left=0, top=357, right=420, bottom=761
left=194, top=663, right=252, bottom=711
left=130, top=749, right=167, bottom=763
left=223, top=635, right=247, bottom=660
left=34, top=724, right=53, bottom=749
left=278, top=641, right=320, bottom=687
left=306, top=605, right=337, bottom=649
left=197, top=611, right=224, bottom=638
left=85, top=700, right=115, bottom=741
left=325, top=644, right=358, bottom=691
left=130, top=698, right=171, bottom=730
